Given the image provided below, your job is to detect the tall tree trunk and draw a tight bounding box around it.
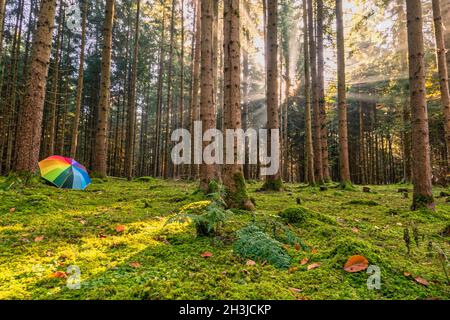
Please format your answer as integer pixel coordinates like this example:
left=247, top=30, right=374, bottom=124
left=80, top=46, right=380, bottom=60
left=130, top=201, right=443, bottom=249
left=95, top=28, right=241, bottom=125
left=0, top=0, right=5, bottom=59
left=405, top=0, right=434, bottom=210
left=125, top=0, right=140, bottom=180
left=70, top=0, right=88, bottom=159
left=317, top=0, right=330, bottom=181
left=223, top=0, right=252, bottom=209
left=336, top=0, right=351, bottom=185
left=47, top=3, right=63, bottom=157
left=177, top=0, right=185, bottom=179
left=153, top=8, right=166, bottom=177
left=14, top=0, right=57, bottom=173
left=359, top=101, right=366, bottom=184
left=199, top=0, right=217, bottom=191
left=242, top=28, right=250, bottom=180
left=308, top=0, right=323, bottom=184
left=189, top=0, right=201, bottom=179
left=432, top=0, right=450, bottom=172
left=92, top=0, right=115, bottom=178
left=263, top=0, right=282, bottom=190
left=303, top=0, right=315, bottom=185
left=163, top=0, right=176, bottom=179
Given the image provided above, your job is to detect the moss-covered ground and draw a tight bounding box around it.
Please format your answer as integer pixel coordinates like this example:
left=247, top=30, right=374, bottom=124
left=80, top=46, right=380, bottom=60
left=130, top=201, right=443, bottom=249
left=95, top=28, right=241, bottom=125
left=0, top=177, right=449, bottom=300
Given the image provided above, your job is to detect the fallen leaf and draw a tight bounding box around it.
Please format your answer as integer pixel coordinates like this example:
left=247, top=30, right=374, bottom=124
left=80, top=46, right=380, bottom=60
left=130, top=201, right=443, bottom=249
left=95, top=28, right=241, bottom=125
left=246, top=260, right=256, bottom=266
left=352, top=227, right=359, bottom=233
left=9, top=208, right=15, bottom=213
left=289, top=266, right=299, bottom=273
left=99, top=234, right=107, bottom=239
left=289, top=287, right=302, bottom=293
left=115, top=225, right=126, bottom=233
left=344, top=255, right=369, bottom=273
left=403, top=272, right=411, bottom=277
left=201, top=251, right=213, bottom=258
left=300, top=258, right=309, bottom=265
left=311, top=248, right=318, bottom=254
left=414, top=276, right=429, bottom=286
left=51, top=271, right=67, bottom=278
left=294, top=243, right=301, bottom=251
left=307, top=263, right=321, bottom=270
left=396, top=222, right=403, bottom=226
left=129, top=262, right=141, bottom=268
left=34, top=236, right=44, bottom=242
left=79, top=220, right=86, bottom=225
left=283, top=244, right=290, bottom=250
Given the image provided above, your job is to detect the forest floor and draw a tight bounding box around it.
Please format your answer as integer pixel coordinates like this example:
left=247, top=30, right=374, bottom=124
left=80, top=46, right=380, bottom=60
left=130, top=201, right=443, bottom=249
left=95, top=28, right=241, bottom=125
left=0, top=177, right=449, bottom=300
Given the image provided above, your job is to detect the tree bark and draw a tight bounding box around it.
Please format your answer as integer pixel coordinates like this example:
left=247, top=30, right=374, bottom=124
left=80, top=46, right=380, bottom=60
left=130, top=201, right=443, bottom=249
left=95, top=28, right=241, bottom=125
left=0, top=0, right=5, bottom=59
left=336, top=0, right=351, bottom=185
left=125, top=0, right=140, bottom=180
left=317, top=0, right=330, bottom=181
left=308, top=0, right=323, bottom=184
left=70, top=0, right=88, bottom=159
left=14, top=0, right=57, bottom=173
left=303, top=0, right=315, bottom=185
left=432, top=0, right=450, bottom=172
left=92, top=0, right=115, bottom=178
left=405, top=0, right=435, bottom=209
left=199, top=0, right=217, bottom=191
left=190, top=0, right=201, bottom=179
left=223, top=0, right=252, bottom=209
left=263, top=0, right=282, bottom=190
left=153, top=8, right=166, bottom=177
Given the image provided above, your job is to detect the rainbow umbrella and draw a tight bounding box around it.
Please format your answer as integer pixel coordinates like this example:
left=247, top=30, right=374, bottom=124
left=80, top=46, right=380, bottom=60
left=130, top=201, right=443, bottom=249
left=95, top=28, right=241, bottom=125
left=38, top=156, right=91, bottom=190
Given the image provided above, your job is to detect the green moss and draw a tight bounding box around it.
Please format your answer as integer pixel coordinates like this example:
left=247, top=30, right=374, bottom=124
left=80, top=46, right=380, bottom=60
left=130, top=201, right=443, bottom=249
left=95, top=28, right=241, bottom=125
left=279, top=207, right=310, bottom=224
left=0, top=178, right=448, bottom=300
left=347, top=199, right=379, bottom=206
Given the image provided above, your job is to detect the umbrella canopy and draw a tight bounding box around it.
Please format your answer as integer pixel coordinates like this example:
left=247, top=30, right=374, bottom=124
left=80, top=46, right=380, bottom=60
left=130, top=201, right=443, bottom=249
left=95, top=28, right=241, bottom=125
left=38, top=156, right=91, bottom=190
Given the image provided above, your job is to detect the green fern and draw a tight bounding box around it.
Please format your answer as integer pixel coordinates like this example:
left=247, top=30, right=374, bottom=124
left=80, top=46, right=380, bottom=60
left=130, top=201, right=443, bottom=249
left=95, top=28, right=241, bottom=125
left=234, top=225, right=291, bottom=268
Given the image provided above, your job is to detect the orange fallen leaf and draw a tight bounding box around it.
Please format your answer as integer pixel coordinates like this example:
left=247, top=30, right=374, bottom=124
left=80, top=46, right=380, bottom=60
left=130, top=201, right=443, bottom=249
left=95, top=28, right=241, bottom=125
left=115, top=225, right=126, bottom=233
left=289, top=266, right=299, bottom=273
left=99, top=234, right=107, bottom=239
left=283, top=244, right=290, bottom=250
left=311, top=248, right=318, bottom=254
left=344, top=255, right=369, bottom=273
left=34, top=235, right=44, bottom=242
left=246, top=260, right=256, bottom=266
left=414, top=276, right=429, bottom=286
left=403, top=272, right=411, bottom=277
left=51, top=271, right=67, bottom=278
left=9, top=208, right=15, bottom=213
left=129, top=262, right=142, bottom=268
left=307, top=263, right=321, bottom=270
left=352, top=227, right=359, bottom=233
left=294, top=243, right=301, bottom=251
left=300, top=258, right=309, bottom=265
left=201, top=251, right=213, bottom=258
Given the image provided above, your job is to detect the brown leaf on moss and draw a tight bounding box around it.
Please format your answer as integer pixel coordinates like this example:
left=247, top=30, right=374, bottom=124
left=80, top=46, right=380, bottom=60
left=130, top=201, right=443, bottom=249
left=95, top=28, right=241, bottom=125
left=414, top=276, right=429, bottom=286
left=343, top=255, right=369, bottom=273
left=129, top=262, right=142, bottom=268
left=201, top=251, right=213, bottom=258
left=34, top=235, right=44, bottom=242
left=246, top=260, right=256, bottom=266
left=51, top=271, right=67, bottom=278
left=300, top=258, right=309, bottom=265
left=307, top=263, right=321, bottom=270
left=115, top=225, right=126, bottom=233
